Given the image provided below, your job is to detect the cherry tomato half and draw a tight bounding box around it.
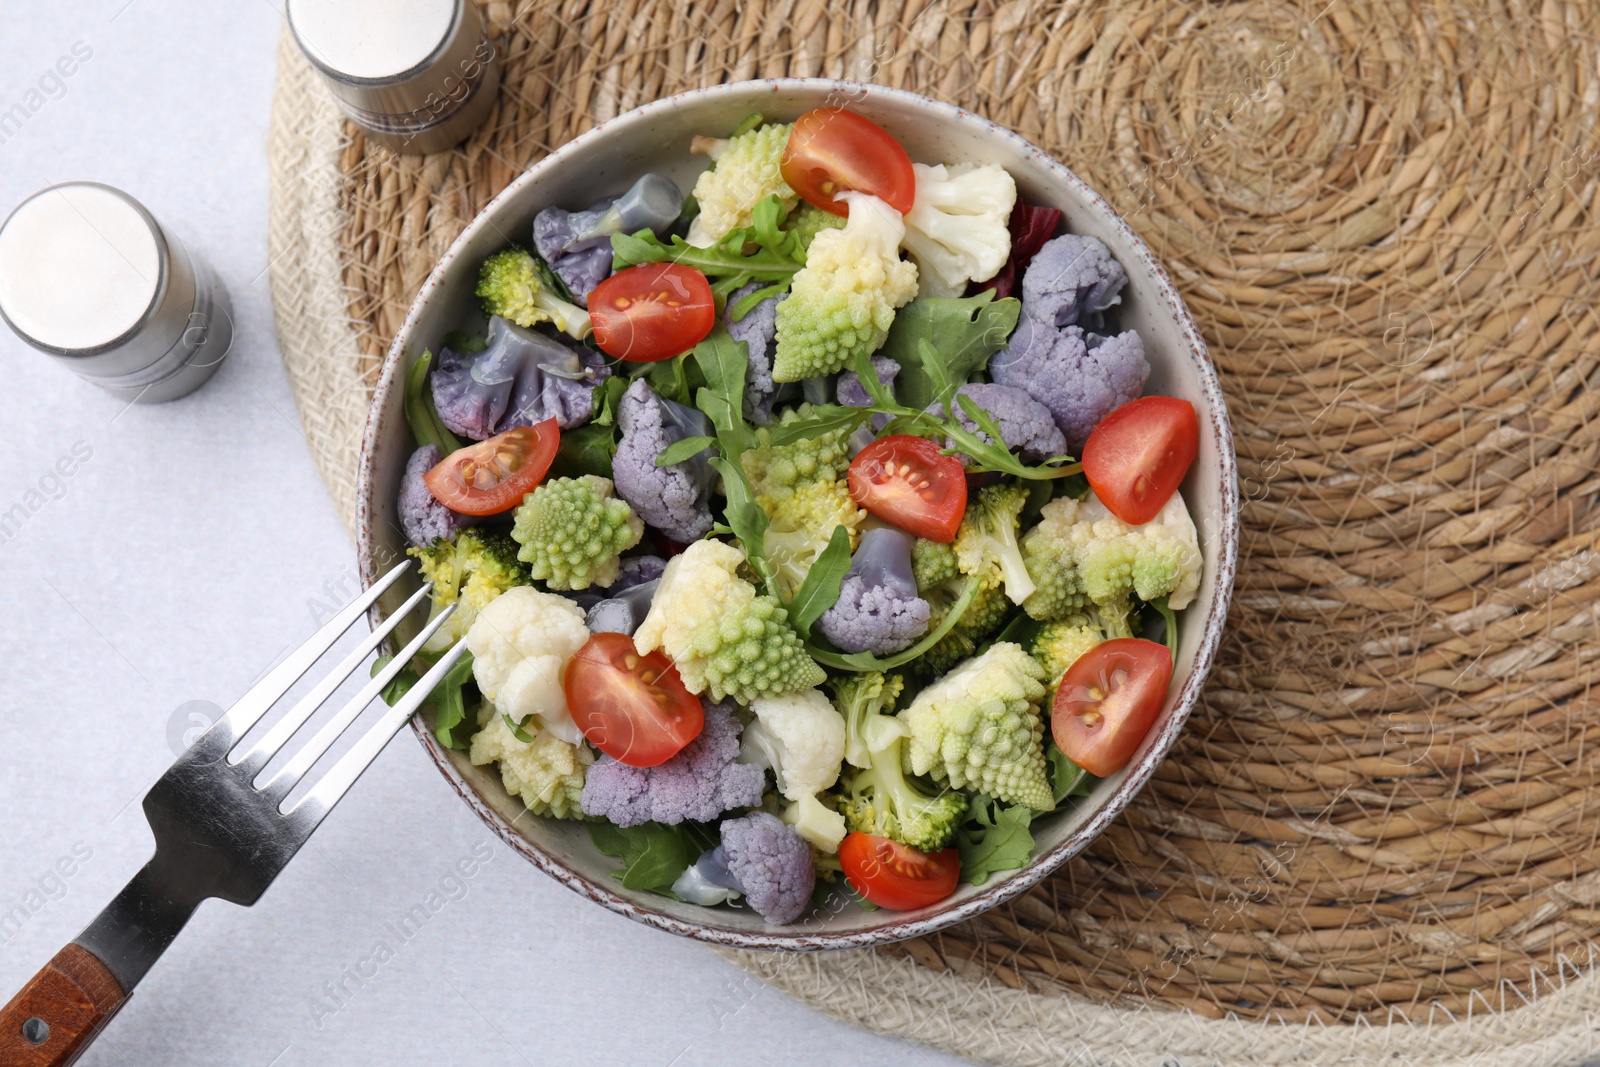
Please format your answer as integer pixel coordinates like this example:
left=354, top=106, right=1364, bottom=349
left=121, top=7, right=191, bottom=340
left=839, top=833, right=960, bottom=911
left=589, top=262, right=716, bottom=362
left=780, top=109, right=916, bottom=217
left=1051, top=638, right=1174, bottom=778
left=1081, top=396, right=1200, bottom=525
left=564, top=632, right=703, bottom=767
left=423, top=420, right=559, bottom=516
left=847, top=435, right=968, bottom=543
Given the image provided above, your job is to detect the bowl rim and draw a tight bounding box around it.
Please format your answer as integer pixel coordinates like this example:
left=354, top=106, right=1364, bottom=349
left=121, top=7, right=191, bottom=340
left=355, top=77, right=1239, bottom=950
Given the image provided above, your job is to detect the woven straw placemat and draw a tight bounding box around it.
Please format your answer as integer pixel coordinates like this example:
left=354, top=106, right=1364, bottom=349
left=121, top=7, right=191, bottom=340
left=267, top=2, right=1600, bottom=1063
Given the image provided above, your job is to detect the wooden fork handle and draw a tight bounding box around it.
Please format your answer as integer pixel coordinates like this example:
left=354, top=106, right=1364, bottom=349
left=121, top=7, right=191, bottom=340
left=0, top=944, right=126, bottom=1067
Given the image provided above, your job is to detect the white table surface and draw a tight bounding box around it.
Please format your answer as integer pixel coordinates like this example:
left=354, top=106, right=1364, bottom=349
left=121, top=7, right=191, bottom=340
left=0, top=4, right=975, bottom=1064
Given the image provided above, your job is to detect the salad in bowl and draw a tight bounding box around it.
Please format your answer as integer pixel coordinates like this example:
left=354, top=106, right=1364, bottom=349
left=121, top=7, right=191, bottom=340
left=360, top=82, right=1234, bottom=944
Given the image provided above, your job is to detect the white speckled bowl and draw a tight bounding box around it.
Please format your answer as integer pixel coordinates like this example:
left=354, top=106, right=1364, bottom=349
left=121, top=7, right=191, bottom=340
left=356, top=80, right=1238, bottom=950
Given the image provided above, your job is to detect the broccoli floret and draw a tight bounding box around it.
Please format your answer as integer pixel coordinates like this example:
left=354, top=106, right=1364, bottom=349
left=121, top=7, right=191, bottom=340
left=911, top=537, right=959, bottom=592
left=816, top=527, right=931, bottom=656
left=431, top=316, right=610, bottom=440
left=408, top=528, right=531, bottom=650
left=833, top=672, right=908, bottom=770
left=761, top=479, right=865, bottom=601
left=772, top=192, right=919, bottom=382
left=633, top=540, right=826, bottom=703
left=671, top=811, right=814, bottom=924
left=935, top=382, right=1069, bottom=465
left=579, top=698, right=765, bottom=825
left=511, top=475, right=644, bottom=590
left=784, top=202, right=846, bottom=250
left=612, top=379, right=716, bottom=542
left=468, top=702, right=593, bottom=818
left=898, top=642, right=1052, bottom=810
left=1019, top=233, right=1127, bottom=328
left=688, top=123, right=799, bottom=244
left=725, top=281, right=784, bottom=425
left=475, top=246, right=593, bottom=340
left=1021, top=492, right=1202, bottom=621
left=399, top=444, right=470, bottom=548
left=741, top=403, right=854, bottom=513
left=918, top=575, right=1012, bottom=675
left=954, top=482, right=1037, bottom=605
left=901, top=162, right=1017, bottom=297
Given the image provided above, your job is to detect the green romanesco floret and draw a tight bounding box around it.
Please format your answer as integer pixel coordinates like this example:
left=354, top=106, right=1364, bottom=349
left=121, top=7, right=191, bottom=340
left=476, top=246, right=593, bottom=340
left=634, top=539, right=826, bottom=703
left=1021, top=492, right=1202, bottom=621
left=898, top=642, right=1053, bottom=810
left=954, top=482, right=1037, bottom=605
left=919, top=574, right=1012, bottom=675
left=833, top=673, right=966, bottom=852
left=689, top=123, right=799, bottom=243
left=772, top=191, right=919, bottom=382
left=468, top=702, right=593, bottom=818
left=784, top=202, right=845, bottom=251
left=762, top=479, right=866, bottom=600
left=511, top=475, right=644, bottom=590
left=741, top=404, right=854, bottom=513
left=409, top=529, right=531, bottom=651
left=911, top=537, right=959, bottom=592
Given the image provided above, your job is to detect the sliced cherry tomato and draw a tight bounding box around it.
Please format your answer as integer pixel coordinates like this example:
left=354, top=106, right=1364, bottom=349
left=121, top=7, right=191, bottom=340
left=838, top=833, right=960, bottom=911
left=780, top=109, right=916, bottom=216
left=1051, top=638, right=1173, bottom=778
left=564, top=632, right=703, bottom=767
left=1081, top=396, right=1199, bottom=525
left=423, top=420, right=559, bottom=516
left=847, top=435, right=968, bottom=542
left=589, top=262, right=716, bottom=362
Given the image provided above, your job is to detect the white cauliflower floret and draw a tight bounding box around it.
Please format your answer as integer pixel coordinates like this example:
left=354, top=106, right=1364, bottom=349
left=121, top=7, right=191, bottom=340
left=740, top=687, right=848, bottom=852
left=465, top=586, right=590, bottom=745
left=901, top=162, right=1017, bottom=297
left=469, top=702, right=593, bottom=818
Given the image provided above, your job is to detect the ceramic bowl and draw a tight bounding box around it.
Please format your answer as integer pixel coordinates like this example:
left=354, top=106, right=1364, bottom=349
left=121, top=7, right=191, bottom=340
left=355, top=79, right=1238, bottom=950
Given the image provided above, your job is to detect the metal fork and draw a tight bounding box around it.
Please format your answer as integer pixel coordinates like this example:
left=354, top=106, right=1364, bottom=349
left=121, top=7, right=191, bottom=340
left=0, top=561, right=463, bottom=1067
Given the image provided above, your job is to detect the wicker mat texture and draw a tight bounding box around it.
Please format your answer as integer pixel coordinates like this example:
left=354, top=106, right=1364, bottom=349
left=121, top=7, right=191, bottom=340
left=267, top=1, right=1600, bottom=1063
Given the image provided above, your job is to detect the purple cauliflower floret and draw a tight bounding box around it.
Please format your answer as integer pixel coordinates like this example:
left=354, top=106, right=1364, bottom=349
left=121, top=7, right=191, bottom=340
left=1021, top=233, right=1127, bottom=328
left=934, top=382, right=1069, bottom=465
left=836, top=356, right=900, bottom=407
left=817, top=527, right=931, bottom=655
left=699, top=811, right=816, bottom=924
left=586, top=578, right=658, bottom=635
left=612, top=555, right=667, bottom=591
left=431, top=316, right=610, bottom=440
left=989, top=319, right=1149, bottom=452
left=579, top=699, right=765, bottom=826
left=613, top=379, right=716, bottom=542
left=534, top=174, right=683, bottom=305
left=398, top=444, right=473, bottom=547
left=726, top=282, right=782, bottom=425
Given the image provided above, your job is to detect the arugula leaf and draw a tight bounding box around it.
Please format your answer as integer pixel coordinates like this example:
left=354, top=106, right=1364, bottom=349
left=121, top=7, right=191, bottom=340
left=954, top=794, right=1036, bottom=886
left=588, top=822, right=708, bottom=894
left=439, top=330, right=488, bottom=355
left=502, top=712, right=537, bottom=744
left=808, top=574, right=982, bottom=672
left=550, top=422, right=617, bottom=480
left=1045, top=741, right=1094, bottom=804
left=711, top=456, right=775, bottom=593
left=654, top=435, right=717, bottom=467
left=402, top=350, right=464, bottom=456
left=591, top=374, right=629, bottom=427
left=880, top=292, right=1022, bottom=409
left=611, top=226, right=802, bottom=286
left=785, top=524, right=853, bottom=639
left=690, top=327, right=758, bottom=453
left=371, top=649, right=478, bottom=750
left=766, top=404, right=870, bottom=447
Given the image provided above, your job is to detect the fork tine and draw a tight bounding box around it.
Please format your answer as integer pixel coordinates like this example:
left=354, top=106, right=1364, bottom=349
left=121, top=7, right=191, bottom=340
left=231, top=580, right=437, bottom=775
left=290, top=636, right=471, bottom=818
left=218, top=560, right=413, bottom=740
left=258, top=599, right=461, bottom=802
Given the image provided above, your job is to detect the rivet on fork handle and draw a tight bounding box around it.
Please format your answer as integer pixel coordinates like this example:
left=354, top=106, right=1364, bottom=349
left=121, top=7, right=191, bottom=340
left=0, top=944, right=126, bottom=1067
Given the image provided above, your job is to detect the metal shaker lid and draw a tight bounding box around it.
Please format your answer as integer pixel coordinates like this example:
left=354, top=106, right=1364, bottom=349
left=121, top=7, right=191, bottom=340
left=287, top=0, right=458, bottom=82
left=0, top=182, right=165, bottom=356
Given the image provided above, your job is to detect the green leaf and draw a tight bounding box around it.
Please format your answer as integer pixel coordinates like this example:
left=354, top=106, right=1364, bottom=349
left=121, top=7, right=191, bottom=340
left=402, top=350, right=464, bottom=455
left=1045, top=742, right=1093, bottom=804
left=881, top=292, right=1023, bottom=410
left=766, top=404, right=870, bottom=447
left=588, top=822, right=705, bottom=894
left=654, top=435, right=717, bottom=467
left=710, top=455, right=775, bottom=593
left=731, top=112, right=764, bottom=137
left=592, top=374, right=629, bottom=427
left=730, top=281, right=788, bottom=321
left=549, top=422, right=617, bottom=480
left=502, top=713, right=537, bottom=744
left=955, top=794, right=1035, bottom=885
left=371, top=654, right=420, bottom=707
left=690, top=326, right=756, bottom=453
left=785, top=524, right=853, bottom=638
left=439, top=330, right=488, bottom=355
left=610, top=228, right=803, bottom=284
left=373, top=649, right=478, bottom=750
left=807, top=574, right=983, bottom=672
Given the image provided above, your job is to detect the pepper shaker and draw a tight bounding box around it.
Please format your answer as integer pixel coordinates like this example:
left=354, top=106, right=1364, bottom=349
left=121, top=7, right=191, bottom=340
left=287, top=0, right=502, bottom=156
left=0, top=182, right=232, bottom=404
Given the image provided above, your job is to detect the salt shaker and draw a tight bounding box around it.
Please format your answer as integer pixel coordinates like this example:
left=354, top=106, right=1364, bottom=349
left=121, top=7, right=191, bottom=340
left=0, top=182, right=232, bottom=404
left=287, top=0, right=502, bottom=155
